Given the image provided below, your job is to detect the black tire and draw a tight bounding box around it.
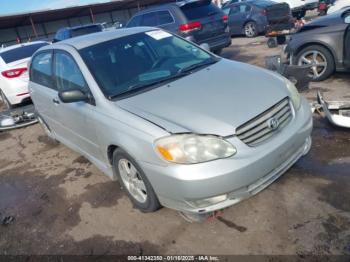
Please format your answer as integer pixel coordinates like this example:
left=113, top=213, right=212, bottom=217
left=295, top=45, right=335, bottom=81
left=244, top=21, right=258, bottom=38
left=0, top=89, right=12, bottom=110
left=292, top=10, right=306, bottom=19
left=267, top=37, right=278, bottom=48
left=112, top=148, right=161, bottom=212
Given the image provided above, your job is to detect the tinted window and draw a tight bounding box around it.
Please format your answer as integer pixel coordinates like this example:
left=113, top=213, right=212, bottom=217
left=240, top=4, right=251, bottom=12
left=141, top=12, right=158, bottom=26
left=30, top=51, right=53, bottom=88
left=157, top=10, right=174, bottom=25
left=71, top=25, right=102, bottom=37
left=54, top=52, right=88, bottom=92
left=127, top=15, right=142, bottom=27
left=252, top=0, right=275, bottom=7
left=0, top=43, right=48, bottom=64
left=180, top=0, right=221, bottom=20
left=80, top=30, right=215, bottom=99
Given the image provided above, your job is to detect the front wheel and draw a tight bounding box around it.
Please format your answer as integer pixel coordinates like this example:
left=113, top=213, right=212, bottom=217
left=244, top=22, right=258, bottom=38
left=113, top=148, right=161, bottom=212
left=295, top=45, right=335, bottom=81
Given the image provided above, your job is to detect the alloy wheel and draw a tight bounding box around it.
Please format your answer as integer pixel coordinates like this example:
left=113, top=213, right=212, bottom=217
left=298, top=50, right=327, bottom=79
left=245, top=23, right=256, bottom=37
left=118, top=158, right=147, bottom=203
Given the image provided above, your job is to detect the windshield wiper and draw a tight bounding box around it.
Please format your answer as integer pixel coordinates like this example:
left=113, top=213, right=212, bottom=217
left=178, top=59, right=218, bottom=74
left=108, top=71, right=191, bottom=100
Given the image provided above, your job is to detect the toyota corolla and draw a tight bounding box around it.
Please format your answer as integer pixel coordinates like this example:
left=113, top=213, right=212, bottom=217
left=29, top=27, right=313, bottom=216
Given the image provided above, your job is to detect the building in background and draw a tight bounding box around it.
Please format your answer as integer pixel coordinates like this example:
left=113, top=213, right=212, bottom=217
left=0, top=0, right=173, bottom=46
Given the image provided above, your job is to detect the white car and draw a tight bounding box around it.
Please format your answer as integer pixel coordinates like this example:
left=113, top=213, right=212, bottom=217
left=0, top=41, right=48, bottom=109
left=328, top=0, right=350, bottom=14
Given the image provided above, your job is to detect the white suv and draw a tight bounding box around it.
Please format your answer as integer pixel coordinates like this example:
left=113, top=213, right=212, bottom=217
left=0, top=41, right=48, bottom=109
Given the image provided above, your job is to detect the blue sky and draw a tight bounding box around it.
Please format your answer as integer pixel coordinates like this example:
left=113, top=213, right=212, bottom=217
left=0, top=0, right=111, bottom=16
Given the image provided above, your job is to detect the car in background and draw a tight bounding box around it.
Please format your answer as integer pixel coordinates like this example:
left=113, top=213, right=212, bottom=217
left=53, top=24, right=103, bottom=42
left=222, top=0, right=308, bottom=18
left=328, top=0, right=350, bottom=14
left=286, top=8, right=350, bottom=81
left=29, top=27, right=312, bottom=215
left=0, top=41, right=48, bottom=109
left=126, top=0, right=231, bottom=54
left=222, top=0, right=293, bottom=37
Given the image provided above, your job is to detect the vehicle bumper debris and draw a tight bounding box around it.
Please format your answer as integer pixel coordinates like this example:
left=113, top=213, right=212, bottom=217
left=316, top=91, right=350, bottom=128
left=265, top=55, right=312, bottom=90
left=0, top=104, right=38, bottom=131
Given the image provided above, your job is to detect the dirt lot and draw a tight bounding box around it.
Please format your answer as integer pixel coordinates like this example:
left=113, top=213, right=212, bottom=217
left=0, top=36, right=349, bottom=256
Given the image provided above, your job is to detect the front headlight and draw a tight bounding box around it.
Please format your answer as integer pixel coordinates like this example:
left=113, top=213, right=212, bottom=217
left=285, top=78, right=301, bottom=110
left=155, top=134, right=237, bottom=164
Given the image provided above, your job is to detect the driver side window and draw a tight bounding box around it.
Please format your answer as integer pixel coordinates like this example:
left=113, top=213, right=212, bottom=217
left=54, top=51, right=88, bottom=93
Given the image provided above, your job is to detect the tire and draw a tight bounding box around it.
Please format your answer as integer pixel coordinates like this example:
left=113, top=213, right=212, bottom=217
left=295, top=45, right=335, bottom=81
left=0, top=89, right=12, bottom=110
left=112, top=148, right=161, bottom=212
left=244, top=22, right=258, bottom=38
left=267, top=38, right=278, bottom=48
left=292, top=10, right=306, bottom=19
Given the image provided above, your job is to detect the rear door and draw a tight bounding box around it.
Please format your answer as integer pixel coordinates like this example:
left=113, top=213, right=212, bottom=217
left=228, top=4, right=251, bottom=34
left=179, top=0, right=227, bottom=42
left=29, top=51, right=57, bottom=129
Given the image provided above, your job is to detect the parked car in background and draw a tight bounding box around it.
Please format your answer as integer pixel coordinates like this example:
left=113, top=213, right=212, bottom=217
left=223, top=0, right=308, bottom=18
left=126, top=0, right=231, bottom=54
left=222, top=0, right=293, bottom=37
left=286, top=8, right=350, bottom=81
left=328, top=0, right=350, bottom=14
left=303, top=0, right=320, bottom=11
left=29, top=28, right=312, bottom=215
left=53, top=24, right=103, bottom=42
left=0, top=41, right=48, bottom=109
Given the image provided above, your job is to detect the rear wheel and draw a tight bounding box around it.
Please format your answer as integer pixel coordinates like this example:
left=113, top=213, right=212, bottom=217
left=0, top=89, right=12, bottom=110
left=295, top=45, right=335, bottom=81
left=113, top=148, right=161, bottom=212
left=244, top=22, right=258, bottom=38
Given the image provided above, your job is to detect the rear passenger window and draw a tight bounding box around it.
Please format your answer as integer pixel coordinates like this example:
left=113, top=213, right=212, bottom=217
left=30, top=52, right=53, bottom=88
left=54, top=52, right=88, bottom=93
left=141, top=12, right=158, bottom=26
left=157, top=11, right=174, bottom=25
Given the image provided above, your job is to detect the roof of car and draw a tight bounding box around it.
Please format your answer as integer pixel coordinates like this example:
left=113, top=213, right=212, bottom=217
left=58, top=23, right=102, bottom=32
left=47, top=27, right=154, bottom=50
left=0, top=41, right=48, bottom=53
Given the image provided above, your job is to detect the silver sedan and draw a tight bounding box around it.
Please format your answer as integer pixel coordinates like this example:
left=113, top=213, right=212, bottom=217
left=29, top=27, right=313, bottom=215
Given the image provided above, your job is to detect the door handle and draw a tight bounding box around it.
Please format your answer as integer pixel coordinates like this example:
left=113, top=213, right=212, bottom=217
left=53, top=98, right=60, bottom=104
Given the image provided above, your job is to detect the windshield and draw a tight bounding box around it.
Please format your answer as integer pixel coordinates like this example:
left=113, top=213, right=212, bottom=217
left=80, top=30, right=217, bottom=99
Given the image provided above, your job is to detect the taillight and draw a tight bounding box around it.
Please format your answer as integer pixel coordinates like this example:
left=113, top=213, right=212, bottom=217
left=1, top=68, right=27, bottom=78
left=178, top=21, right=201, bottom=32
left=222, top=15, right=229, bottom=22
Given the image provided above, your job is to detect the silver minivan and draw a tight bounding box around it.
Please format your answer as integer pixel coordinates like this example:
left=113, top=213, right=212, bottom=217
left=29, top=27, right=313, bottom=216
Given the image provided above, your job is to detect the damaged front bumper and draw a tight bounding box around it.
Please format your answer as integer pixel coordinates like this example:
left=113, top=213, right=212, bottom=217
left=317, top=91, right=350, bottom=128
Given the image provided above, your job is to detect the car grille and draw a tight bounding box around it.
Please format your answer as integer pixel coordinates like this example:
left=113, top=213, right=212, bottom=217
left=236, top=97, right=292, bottom=146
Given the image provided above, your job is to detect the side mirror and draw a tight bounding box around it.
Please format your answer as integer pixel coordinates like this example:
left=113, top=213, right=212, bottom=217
left=58, top=89, right=88, bottom=103
left=200, top=43, right=210, bottom=51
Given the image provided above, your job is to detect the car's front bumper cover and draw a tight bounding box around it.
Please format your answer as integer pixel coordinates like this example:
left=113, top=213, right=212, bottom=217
left=140, top=97, right=313, bottom=213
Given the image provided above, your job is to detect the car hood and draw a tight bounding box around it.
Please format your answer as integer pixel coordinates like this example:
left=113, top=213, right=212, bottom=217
left=117, top=59, right=290, bottom=137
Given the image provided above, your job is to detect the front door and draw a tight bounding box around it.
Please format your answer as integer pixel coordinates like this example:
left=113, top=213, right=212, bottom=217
left=344, top=25, right=350, bottom=69
left=52, top=50, right=101, bottom=161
